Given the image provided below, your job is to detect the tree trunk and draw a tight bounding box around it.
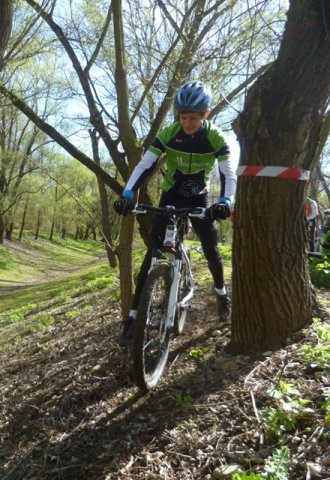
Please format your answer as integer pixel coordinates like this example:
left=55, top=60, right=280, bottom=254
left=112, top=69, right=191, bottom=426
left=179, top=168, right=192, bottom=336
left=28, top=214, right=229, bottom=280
left=49, top=219, right=55, bottom=241
left=5, top=222, right=12, bottom=240
left=89, top=129, right=118, bottom=269
left=0, top=0, right=13, bottom=69
left=19, top=201, right=28, bottom=240
left=116, top=216, right=135, bottom=317
left=0, top=213, right=4, bottom=243
left=35, top=224, right=40, bottom=240
left=231, top=0, right=330, bottom=353
left=83, top=225, right=90, bottom=240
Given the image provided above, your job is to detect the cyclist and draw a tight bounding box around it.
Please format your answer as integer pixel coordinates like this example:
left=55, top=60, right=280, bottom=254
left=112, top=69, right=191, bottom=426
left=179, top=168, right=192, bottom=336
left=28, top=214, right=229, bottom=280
left=114, top=80, right=237, bottom=346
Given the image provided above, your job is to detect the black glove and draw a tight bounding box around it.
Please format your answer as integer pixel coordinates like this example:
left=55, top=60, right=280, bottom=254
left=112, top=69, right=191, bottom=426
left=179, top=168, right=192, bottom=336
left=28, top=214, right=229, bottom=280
left=205, top=202, right=231, bottom=221
left=113, top=196, right=134, bottom=216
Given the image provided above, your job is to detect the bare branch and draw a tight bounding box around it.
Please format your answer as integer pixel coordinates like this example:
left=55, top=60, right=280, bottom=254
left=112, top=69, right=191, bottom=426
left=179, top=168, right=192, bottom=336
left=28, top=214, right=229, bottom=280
left=84, top=1, right=113, bottom=74
left=25, top=0, right=128, bottom=179
left=0, top=83, right=123, bottom=194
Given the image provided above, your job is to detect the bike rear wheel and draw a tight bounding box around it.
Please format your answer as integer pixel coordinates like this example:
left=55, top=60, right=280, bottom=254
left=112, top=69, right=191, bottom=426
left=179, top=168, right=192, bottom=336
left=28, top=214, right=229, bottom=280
left=174, top=250, right=191, bottom=335
left=132, top=263, right=173, bottom=391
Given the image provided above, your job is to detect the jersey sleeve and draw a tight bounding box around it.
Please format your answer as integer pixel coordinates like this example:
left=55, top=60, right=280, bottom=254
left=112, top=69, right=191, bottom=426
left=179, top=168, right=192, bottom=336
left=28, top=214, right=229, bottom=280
left=125, top=149, right=159, bottom=192
left=219, top=159, right=237, bottom=202
left=210, top=126, right=236, bottom=202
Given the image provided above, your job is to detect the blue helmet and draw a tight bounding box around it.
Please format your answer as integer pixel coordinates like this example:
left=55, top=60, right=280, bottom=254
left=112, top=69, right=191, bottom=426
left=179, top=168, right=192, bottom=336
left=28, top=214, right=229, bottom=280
left=174, top=81, right=212, bottom=112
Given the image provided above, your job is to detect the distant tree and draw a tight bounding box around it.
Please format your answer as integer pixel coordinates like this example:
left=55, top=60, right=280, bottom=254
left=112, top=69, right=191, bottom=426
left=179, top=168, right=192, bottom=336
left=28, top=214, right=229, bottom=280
left=231, top=0, right=330, bottom=353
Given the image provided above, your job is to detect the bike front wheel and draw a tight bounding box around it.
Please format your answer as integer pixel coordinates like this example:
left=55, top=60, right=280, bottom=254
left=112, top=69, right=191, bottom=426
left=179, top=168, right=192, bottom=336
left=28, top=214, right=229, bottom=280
left=132, top=263, right=173, bottom=391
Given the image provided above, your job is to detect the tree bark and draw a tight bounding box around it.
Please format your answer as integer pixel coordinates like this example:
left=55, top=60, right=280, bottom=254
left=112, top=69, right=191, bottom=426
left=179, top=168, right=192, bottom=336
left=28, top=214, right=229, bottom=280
left=0, top=0, right=13, bottom=68
left=231, top=0, right=330, bottom=353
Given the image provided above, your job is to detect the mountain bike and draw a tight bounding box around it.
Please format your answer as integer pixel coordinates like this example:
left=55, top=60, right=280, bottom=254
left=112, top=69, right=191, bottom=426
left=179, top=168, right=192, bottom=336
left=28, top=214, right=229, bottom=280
left=130, top=204, right=205, bottom=391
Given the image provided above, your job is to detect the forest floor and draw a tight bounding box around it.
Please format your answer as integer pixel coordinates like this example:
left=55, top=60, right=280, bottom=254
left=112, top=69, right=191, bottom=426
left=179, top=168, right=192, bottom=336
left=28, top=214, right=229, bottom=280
left=0, top=246, right=329, bottom=479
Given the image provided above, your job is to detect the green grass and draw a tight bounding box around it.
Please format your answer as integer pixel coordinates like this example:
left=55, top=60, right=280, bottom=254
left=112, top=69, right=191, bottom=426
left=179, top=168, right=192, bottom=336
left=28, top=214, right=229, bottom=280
left=0, top=234, right=119, bottom=347
left=0, top=233, right=105, bottom=286
left=0, top=234, right=230, bottom=348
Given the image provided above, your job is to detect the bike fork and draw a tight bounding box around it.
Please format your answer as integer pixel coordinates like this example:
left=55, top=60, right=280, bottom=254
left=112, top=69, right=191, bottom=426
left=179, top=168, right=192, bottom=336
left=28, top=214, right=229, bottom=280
left=164, top=259, right=181, bottom=331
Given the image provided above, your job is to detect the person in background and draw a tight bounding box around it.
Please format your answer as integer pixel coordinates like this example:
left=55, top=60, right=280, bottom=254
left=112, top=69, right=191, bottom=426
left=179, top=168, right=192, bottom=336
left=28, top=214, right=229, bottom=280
left=114, top=81, right=237, bottom=346
left=306, top=197, right=320, bottom=252
left=321, top=217, right=330, bottom=257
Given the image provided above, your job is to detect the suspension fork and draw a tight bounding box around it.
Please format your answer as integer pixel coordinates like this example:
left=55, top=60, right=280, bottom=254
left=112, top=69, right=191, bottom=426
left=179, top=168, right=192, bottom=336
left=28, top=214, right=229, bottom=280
left=165, top=256, right=182, bottom=331
left=177, top=246, right=194, bottom=308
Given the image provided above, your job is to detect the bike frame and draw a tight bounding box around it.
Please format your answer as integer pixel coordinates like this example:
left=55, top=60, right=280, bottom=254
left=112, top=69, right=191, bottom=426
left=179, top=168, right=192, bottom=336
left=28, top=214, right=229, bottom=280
left=132, top=204, right=204, bottom=333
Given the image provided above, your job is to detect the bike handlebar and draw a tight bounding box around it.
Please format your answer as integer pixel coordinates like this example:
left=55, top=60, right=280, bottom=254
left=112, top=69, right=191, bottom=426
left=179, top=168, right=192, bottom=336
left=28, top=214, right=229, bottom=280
left=131, top=204, right=206, bottom=218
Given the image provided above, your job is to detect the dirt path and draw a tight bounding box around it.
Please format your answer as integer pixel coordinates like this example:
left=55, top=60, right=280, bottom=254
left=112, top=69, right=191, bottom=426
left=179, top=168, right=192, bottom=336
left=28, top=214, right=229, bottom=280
left=0, top=256, right=107, bottom=294
left=0, top=237, right=106, bottom=292
left=0, top=284, right=329, bottom=479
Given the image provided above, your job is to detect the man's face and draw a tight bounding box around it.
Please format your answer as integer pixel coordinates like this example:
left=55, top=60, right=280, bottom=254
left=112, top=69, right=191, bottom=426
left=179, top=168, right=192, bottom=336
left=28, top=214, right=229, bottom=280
left=179, top=111, right=208, bottom=135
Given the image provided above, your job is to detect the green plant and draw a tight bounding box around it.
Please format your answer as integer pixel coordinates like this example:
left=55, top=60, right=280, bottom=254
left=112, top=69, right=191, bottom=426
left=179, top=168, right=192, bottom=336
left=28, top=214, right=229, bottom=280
left=263, top=382, right=313, bottom=440
left=232, top=447, right=290, bottom=480
left=321, top=387, right=330, bottom=424
left=263, top=446, right=290, bottom=480
left=232, top=473, right=261, bottom=479
left=35, top=312, right=54, bottom=330
left=0, top=258, right=9, bottom=269
left=7, top=304, right=37, bottom=324
left=56, top=293, right=72, bottom=305
left=300, top=320, right=330, bottom=369
left=87, top=276, right=115, bottom=290
left=174, top=392, right=194, bottom=407
left=189, top=347, right=209, bottom=360
left=81, top=271, right=98, bottom=281
left=263, top=407, right=296, bottom=440
left=308, top=258, right=330, bottom=288
left=220, top=244, right=232, bottom=261
left=65, top=309, right=80, bottom=319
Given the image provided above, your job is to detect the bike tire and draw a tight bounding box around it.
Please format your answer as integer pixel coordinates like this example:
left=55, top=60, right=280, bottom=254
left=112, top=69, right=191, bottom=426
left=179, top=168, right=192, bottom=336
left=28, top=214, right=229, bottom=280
left=132, top=263, right=173, bottom=391
left=174, top=250, right=191, bottom=336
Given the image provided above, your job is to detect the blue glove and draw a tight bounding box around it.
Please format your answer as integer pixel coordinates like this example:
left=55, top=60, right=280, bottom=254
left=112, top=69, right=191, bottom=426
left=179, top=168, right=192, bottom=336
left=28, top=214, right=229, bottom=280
left=205, top=197, right=231, bottom=221
left=113, top=189, right=135, bottom=216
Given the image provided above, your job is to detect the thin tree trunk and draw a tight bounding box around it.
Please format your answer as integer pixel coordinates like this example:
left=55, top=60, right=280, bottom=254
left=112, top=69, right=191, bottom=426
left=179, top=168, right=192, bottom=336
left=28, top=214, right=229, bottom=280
left=49, top=219, right=55, bottom=241
left=89, top=129, right=117, bottom=268
left=19, top=201, right=28, bottom=240
left=35, top=210, right=42, bottom=240
left=0, top=213, right=4, bottom=243
left=5, top=222, right=12, bottom=240
left=83, top=225, right=90, bottom=240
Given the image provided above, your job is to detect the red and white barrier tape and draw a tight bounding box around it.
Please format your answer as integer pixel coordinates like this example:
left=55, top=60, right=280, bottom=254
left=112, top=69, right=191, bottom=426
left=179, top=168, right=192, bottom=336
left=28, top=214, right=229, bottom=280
left=236, top=166, right=310, bottom=181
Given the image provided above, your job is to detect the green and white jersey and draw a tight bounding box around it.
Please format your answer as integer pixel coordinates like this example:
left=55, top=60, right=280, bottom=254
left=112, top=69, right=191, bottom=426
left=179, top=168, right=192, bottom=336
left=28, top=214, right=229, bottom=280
left=126, top=120, right=236, bottom=200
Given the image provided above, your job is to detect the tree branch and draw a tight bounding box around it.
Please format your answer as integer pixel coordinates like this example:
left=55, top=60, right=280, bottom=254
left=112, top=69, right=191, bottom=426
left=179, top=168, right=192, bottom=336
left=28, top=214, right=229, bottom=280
left=210, top=63, right=272, bottom=118
left=84, top=1, right=113, bottom=74
left=0, top=83, right=123, bottom=194
left=24, top=0, right=128, bottom=179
